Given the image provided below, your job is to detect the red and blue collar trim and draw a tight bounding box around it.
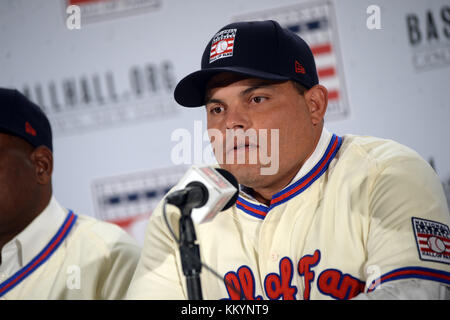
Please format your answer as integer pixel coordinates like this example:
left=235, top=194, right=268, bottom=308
left=236, top=198, right=269, bottom=220
left=236, top=134, right=342, bottom=220
left=0, top=210, right=77, bottom=297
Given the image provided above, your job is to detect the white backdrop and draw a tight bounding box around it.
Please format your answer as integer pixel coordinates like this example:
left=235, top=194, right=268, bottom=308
left=1, top=0, right=449, bottom=243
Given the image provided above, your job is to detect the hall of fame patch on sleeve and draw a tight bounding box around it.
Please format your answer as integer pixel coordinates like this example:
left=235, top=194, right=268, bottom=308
left=412, top=217, right=450, bottom=265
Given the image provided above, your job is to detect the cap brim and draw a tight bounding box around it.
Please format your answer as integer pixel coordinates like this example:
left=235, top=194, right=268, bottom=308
left=174, top=67, right=289, bottom=107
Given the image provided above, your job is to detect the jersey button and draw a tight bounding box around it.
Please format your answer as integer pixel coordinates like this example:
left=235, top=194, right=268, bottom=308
left=270, top=253, right=278, bottom=261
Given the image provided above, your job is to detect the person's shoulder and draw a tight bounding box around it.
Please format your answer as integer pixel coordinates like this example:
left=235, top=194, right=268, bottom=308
left=70, top=214, right=140, bottom=255
left=340, top=134, right=426, bottom=166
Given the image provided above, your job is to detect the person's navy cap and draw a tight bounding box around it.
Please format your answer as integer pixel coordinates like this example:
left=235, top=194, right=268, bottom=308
left=0, top=88, right=53, bottom=151
left=174, top=20, right=319, bottom=107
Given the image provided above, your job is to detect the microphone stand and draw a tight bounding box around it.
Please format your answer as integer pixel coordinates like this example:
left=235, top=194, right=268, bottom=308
left=167, top=184, right=207, bottom=300
left=179, top=204, right=203, bottom=300
left=165, top=168, right=239, bottom=300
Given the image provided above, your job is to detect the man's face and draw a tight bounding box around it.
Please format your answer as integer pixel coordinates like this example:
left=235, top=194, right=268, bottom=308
left=0, top=133, right=37, bottom=231
left=205, top=73, right=320, bottom=192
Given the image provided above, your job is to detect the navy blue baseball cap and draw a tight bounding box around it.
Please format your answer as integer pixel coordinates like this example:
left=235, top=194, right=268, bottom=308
left=174, top=20, right=319, bottom=107
left=0, top=88, right=53, bottom=151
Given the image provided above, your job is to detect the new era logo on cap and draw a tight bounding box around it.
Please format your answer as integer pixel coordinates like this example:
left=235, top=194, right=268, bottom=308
left=25, top=121, right=37, bottom=136
left=210, top=28, right=237, bottom=63
left=295, top=60, right=306, bottom=74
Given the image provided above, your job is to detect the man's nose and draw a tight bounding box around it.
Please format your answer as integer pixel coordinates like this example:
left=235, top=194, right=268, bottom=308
left=225, top=104, right=251, bottom=130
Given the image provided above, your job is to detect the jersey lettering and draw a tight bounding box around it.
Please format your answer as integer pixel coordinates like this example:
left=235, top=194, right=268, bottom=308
left=264, top=257, right=297, bottom=300
left=297, top=249, right=321, bottom=300
left=317, top=269, right=365, bottom=299
left=224, top=266, right=263, bottom=300
left=223, top=249, right=364, bottom=300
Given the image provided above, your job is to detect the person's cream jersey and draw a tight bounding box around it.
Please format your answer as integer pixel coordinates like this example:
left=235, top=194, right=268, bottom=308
left=127, top=129, right=450, bottom=300
left=0, top=196, right=141, bottom=299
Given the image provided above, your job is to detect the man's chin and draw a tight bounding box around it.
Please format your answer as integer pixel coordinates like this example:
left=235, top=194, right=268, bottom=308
left=219, top=163, right=263, bottom=186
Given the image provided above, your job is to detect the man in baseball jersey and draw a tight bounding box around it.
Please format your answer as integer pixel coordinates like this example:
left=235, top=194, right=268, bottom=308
left=0, top=88, right=141, bottom=299
left=127, top=20, right=450, bottom=299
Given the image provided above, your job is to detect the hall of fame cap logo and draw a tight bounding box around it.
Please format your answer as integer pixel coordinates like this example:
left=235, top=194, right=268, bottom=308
left=210, top=29, right=237, bottom=63
left=412, top=217, right=450, bottom=265
left=232, top=0, right=349, bottom=121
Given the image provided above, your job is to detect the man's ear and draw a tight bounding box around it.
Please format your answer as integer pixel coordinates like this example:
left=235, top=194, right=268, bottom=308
left=31, top=146, right=53, bottom=185
left=304, top=84, right=328, bottom=126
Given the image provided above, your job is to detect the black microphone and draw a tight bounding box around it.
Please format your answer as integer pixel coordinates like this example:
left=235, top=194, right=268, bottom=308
left=166, top=181, right=209, bottom=209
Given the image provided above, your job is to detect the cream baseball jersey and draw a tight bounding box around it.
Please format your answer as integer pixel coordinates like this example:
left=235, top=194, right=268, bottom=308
left=127, top=129, right=450, bottom=300
left=0, top=197, right=141, bottom=300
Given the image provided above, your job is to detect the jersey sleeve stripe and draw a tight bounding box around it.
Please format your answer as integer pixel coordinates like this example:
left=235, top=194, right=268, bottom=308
left=367, top=266, right=450, bottom=292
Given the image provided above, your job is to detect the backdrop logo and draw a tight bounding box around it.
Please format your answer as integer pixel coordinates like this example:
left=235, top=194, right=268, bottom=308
left=20, top=61, right=177, bottom=135
left=406, top=5, right=450, bottom=72
left=65, top=0, right=161, bottom=24
left=91, top=166, right=187, bottom=244
left=232, top=0, right=349, bottom=121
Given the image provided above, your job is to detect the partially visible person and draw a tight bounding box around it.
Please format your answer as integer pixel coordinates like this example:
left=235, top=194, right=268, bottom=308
left=0, top=88, right=140, bottom=299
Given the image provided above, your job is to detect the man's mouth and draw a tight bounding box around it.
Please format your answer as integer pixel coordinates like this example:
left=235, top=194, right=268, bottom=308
left=229, top=142, right=258, bottom=153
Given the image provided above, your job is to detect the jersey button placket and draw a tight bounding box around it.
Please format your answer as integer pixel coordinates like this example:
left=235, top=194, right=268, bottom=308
left=259, top=209, right=279, bottom=284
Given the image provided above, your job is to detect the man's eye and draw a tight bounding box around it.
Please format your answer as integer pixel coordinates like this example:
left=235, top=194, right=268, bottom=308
left=210, top=106, right=224, bottom=114
left=252, top=96, right=266, bottom=103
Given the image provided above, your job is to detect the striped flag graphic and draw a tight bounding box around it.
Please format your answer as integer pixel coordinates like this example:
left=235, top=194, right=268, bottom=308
left=233, top=1, right=350, bottom=120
